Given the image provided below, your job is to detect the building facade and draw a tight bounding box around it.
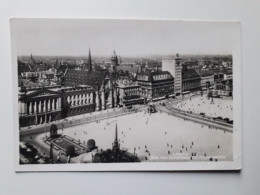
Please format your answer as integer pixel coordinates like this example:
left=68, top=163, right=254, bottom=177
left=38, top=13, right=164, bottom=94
left=18, top=85, right=97, bottom=127
left=197, top=70, right=214, bottom=89
left=117, top=84, right=144, bottom=106
left=214, top=79, right=233, bottom=97
left=182, top=65, right=201, bottom=92
left=136, top=71, right=174, bottom=99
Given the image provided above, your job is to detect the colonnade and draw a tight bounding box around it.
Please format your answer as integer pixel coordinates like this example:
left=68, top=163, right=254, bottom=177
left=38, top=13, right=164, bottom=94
left=19, top=98, right=61, bottom=115
left=66, top=92, right=94, bottom=107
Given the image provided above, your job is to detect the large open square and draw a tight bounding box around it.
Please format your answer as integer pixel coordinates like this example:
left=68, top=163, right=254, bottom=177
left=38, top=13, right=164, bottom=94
left=47, top=110, right=233, bottom=162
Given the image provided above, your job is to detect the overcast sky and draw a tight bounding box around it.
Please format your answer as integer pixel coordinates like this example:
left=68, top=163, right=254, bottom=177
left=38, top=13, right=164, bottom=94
left=11, top=19, right=239, bottom=57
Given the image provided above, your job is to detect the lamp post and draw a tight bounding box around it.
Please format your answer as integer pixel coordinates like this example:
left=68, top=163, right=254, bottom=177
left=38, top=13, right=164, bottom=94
left=44, top=111, right=47, bottom=139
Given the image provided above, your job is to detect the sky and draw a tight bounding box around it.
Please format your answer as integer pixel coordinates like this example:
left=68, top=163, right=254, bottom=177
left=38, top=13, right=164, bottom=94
left=10, top=19, right=239, bottom=57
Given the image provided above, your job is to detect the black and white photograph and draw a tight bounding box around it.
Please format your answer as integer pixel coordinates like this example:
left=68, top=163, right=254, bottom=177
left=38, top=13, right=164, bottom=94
left=10, top=18, right=241, bottom=171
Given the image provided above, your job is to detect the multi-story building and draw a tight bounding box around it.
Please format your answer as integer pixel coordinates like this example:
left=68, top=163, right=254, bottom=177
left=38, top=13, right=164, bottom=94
left=214, top=79, right=233, bottom=97
left=18, top=85, right=96, bottom=127
left=214, top=72, right=224, bottom=83
left=174, top=54, right=182, bottom=96
left=136, top=70, right=174, bottom=99
left=223, top=70, right=233, bottom=80
left=182, top=65, right=201, bottom=92
left=117, top=84, right=144, bottom=106
left=197, top=70, right=214, bottom=89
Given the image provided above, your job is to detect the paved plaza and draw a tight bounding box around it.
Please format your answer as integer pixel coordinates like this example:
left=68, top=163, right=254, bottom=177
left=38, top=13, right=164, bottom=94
left=54, top=110, right=233, bottom=162
left=174, top=95, right=233, bottom=120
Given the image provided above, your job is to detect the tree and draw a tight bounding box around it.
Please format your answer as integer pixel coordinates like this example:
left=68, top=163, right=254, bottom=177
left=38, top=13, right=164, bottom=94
left=87, top=139, right=97, bottom=151
left=50, top=124, right=58, bottom=138
left=66, top=145, right=76, bottom=157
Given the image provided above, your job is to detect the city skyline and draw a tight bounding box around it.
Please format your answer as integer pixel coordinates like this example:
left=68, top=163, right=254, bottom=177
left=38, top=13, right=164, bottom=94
left=11, top=19, right=238, bottom=56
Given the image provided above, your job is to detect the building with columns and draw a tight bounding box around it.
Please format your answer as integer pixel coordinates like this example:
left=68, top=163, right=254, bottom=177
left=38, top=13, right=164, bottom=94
left=18, top=84, right=97, bottom=127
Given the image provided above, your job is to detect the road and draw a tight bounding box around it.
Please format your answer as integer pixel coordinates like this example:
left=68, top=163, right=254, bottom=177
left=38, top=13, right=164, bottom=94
left=156, top=104, right=233, bottom=132
left=20, top=106, right=146, bottom=137
left=20, top=95, right=233, bottom=137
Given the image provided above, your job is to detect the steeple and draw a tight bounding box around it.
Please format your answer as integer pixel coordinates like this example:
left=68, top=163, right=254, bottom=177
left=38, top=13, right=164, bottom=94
left=30, top=53, right=35, bottom=64
left=115, top=123, right=118, bottom=142
left=88, top=48, right=92, bottom=72
left=112, top=123, right=120, bottom=151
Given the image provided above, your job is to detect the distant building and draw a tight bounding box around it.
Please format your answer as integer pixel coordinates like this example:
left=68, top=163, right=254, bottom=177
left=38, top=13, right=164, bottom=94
left=197, top=70, right=214, bottom=89
left=223, top=70, right=233, bottom=80
left=110, top=50, right=119, bottom=71
left=214, top=72, right=224, bottom=83
left=21, top=72, right=42, bottom=80
left=136, top=70, right=174, bottom=99
left=116, top=64, right=141, bottom=77
left=214, top=79, right=233, bottom=97
left=162, top=58, right=175, bottom=78
left=88, top=48, right=93, bottom=72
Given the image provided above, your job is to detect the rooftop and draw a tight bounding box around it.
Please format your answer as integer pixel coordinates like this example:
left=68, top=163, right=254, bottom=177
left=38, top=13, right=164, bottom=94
left=136, top=71, right=174, bottom=82
left=63, top=69, right=108, bottom=89
left=182, top=69, right=200, bottom=79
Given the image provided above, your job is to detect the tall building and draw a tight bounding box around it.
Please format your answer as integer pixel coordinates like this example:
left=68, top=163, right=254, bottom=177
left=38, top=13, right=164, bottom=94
left=162, top=58, right=175, bottom=78
left=174, top=53, right=182, bottom=96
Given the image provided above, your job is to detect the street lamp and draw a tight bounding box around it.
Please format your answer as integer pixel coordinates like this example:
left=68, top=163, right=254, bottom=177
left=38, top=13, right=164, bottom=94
left=44, top=111, right=47, bottom=139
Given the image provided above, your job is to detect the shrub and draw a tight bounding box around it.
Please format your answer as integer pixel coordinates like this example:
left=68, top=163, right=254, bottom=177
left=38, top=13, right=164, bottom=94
left=50, top=124, right=58, bottom=138
left=87, top=139, right=96, bottom=151
left=65, top=145, right=76, bottom=157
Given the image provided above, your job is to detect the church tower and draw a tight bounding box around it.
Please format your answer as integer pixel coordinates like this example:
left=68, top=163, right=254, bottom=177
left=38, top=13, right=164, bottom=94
left=112, top=123, right=120, bottom=152
left=111, top=50, right=119, bottom=70
left=88, top=48, right=92, bottom=72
